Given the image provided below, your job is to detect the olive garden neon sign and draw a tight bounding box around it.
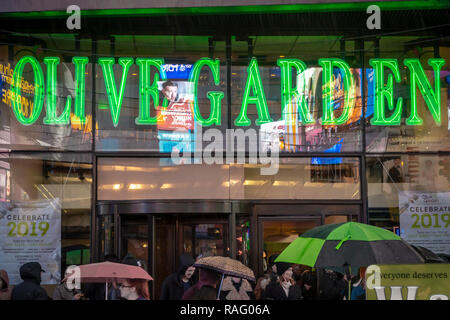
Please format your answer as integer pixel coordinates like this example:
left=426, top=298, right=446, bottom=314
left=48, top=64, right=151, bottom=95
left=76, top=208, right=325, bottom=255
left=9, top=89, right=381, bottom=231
left=11, top=56, right=445, bottom=127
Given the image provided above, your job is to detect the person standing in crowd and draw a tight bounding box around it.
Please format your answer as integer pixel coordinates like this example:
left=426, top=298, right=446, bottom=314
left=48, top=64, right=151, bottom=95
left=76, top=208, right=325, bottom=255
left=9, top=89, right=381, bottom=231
left=182, top=268, right=220, bottom=300
left=317, top=268, right=346, bottom=300
left=0, top=269, right=12, bottom=300
left=52, top=265, right=85, bottom=300
left=11, top=262, right=49, bottom=300
left=299, top=269, right=317, bottom=301
left=254, top=254, right=279, bottom=300
left=263, top=262, right=302, bottom=300
left=219, top=276, right=255, bottom=300
left=160, top=254, right=196, bottom=300
left=343, top=267, right=367, bottom=300
left=83, top=254, right=121, bottom=300
left=117, top=278, right=150, bottom=300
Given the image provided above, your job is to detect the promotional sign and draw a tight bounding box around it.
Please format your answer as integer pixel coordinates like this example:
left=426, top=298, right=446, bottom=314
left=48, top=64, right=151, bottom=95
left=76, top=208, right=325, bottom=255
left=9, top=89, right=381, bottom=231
left=399, top=192, right=450, bottom=255
left=157, top=80, right=195, bottom=156
left=366, top=264, right=450, bottom=300
left=157, top=101, right=194, bottom=131
left=0, top=199, right=61, bottom=285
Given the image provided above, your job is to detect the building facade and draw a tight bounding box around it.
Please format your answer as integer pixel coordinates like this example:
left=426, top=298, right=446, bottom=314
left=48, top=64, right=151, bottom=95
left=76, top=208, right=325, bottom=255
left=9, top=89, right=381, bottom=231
left=0, top=1, right=449, bottom=299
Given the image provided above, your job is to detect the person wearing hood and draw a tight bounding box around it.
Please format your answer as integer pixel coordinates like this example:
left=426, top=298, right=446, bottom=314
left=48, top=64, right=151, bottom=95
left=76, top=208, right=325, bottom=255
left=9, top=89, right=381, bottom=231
left=182, top=268, right=220, bottom=300
left=160, top=254, right=196, bottom=300
left=262, top=262, right=302, bottom=300
left=11, top=262, right=49, bottom=300
left=0, top=269, right=12, bottom=300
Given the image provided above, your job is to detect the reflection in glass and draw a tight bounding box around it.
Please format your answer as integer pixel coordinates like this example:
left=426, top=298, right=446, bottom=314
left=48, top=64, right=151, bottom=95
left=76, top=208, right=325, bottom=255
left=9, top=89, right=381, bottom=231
left=98, top=157, right=360, bottom=200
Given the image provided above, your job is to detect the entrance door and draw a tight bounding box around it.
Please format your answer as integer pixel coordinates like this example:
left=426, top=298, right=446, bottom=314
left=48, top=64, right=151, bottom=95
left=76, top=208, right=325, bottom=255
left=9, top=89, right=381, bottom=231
left=259, top=217, right=321, bottom=274
left=153, top=214, right=229, bottom=300
left=118, top=213, right=230, bottom=300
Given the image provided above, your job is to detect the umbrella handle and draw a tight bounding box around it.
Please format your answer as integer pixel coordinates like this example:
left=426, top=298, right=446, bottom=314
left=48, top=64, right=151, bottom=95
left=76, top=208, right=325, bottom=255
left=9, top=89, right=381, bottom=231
left=336, top=235, right=351, bottom=250
left=217, top=274, right=225, bottom=300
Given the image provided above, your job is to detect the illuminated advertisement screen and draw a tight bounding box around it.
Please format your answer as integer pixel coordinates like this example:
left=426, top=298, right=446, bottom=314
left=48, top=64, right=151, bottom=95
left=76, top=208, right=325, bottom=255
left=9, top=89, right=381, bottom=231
left=157, top=63, right=195, bottom=164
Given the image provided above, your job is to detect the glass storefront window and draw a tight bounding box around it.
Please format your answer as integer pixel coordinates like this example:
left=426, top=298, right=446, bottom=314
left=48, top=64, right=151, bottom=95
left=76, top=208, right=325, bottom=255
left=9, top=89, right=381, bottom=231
left=236, top=218, right=250, bottom=267
left=231, top=36, right=363, bottom=153
left=95, top=35, right=227, bottom=152
left=364, top=37, right=450, bottom=153
left=262, top=219, right=321, bottom=264
left=0, top=152, right=92, bottom=285
left=97, top=157, right=360, bottom=200
left=0, top=37, right=94, bottom=151
left=367, top=155, right=450, bottom=254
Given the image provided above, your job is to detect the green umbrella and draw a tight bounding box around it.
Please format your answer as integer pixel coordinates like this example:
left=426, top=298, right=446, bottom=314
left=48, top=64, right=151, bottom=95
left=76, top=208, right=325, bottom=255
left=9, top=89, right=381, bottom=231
left=275, top=222, right=424, bottom=299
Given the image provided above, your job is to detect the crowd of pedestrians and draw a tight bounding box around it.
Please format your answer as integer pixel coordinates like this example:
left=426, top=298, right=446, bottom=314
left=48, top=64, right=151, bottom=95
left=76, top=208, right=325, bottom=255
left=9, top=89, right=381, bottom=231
left=0, top=253, right=367, bottom=301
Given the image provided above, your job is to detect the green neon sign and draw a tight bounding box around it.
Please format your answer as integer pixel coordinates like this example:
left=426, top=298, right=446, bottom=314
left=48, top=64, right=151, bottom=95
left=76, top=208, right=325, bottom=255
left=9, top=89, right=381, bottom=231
left=404, top=58, right=445, bottom=126
left=369, top=59, right=403, bottom=126
left=12, top=56, right=44, bottom=126
left=319, top=58, right=355, bottom=126
left=43, top=57, right=71, bottom=125
left=99, top=57, right=134, bottom=127
left=278, top=58, right=314, bottom=125
left=235, top=57, right=273, bottom=126
left=135, top=58, right=166, bottom=125
left=189, top=58, right=224, bottom=126
left=71, top=57, right=89, bottom=125
left=8, top=56, right=446, bottom=128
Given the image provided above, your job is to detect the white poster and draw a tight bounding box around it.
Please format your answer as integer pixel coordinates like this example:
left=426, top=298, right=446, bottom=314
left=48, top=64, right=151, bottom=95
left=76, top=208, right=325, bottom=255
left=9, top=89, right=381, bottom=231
left=399, top=192, right=450, bottom=255
left=0, top=199, right=61, bottom=285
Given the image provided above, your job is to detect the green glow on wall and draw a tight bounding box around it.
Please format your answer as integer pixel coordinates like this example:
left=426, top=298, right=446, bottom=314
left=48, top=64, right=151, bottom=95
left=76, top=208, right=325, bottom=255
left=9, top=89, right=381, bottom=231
left=404, top=58, right=445, bottom=126
left=135, top=58, right=166, bottom=125
left=189, top=58, right=224, bottom=126
left=277, top=59, right=314, bottom=125
left=43, top=57, right=71, bottom=125
left=99, top=57, right=134, bottom=127
left=318, top=58, right=355, bottom=125
left=12, top=56, right=44, bottom=126
left=3, top=1, right=449, bottom=19
left=71, top=57, right=89, bottom=125
left=369, top=59, right=403, bottom=126
left=234, top=57, right=273, bottom=126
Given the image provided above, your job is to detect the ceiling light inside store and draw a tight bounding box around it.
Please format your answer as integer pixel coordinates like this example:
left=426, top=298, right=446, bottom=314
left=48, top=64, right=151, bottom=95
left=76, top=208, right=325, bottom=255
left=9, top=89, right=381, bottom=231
left=160, top=184, right=173, bottom=189
left=243, top=180, right=266, bottom=186
left=128, top=184, right=143, bottom=190
left=272, top=181, right=297, bottom=186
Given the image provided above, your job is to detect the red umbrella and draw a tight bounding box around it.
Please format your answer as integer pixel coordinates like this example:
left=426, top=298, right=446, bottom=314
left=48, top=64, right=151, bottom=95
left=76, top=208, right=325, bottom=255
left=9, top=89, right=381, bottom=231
left=77, top=261, right=153, bottom=283
left=69, top=261, right=153, bottom=300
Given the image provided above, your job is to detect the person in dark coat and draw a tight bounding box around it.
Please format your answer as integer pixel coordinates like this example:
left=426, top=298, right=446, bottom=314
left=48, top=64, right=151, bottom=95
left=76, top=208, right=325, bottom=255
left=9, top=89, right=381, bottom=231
left=182, top=268, right=220, bottom=300
left=11, top=262, right=49, bottom=300
left=254, top=254, right=279, bottom=300
left=299, top=269, right=317, bottom=301
left=317, top=269, right=347, bottom=300
left=263, top=262, right=302, bottom=300
left=160, top=254, right=196, bottom=300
